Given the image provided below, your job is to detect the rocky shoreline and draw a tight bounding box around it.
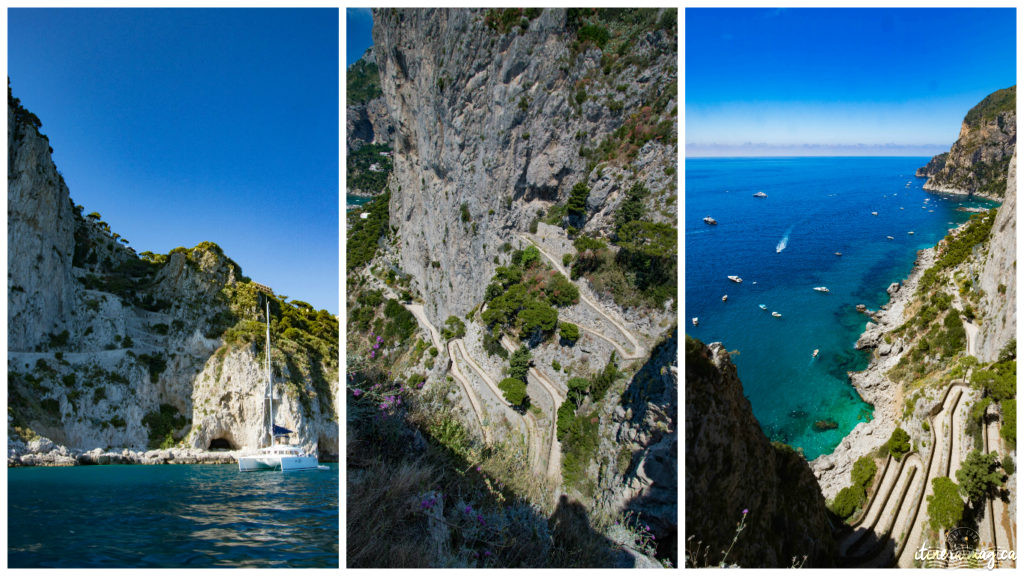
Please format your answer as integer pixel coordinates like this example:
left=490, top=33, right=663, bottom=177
left=8, top=436, right=339, bottom=467
left=922, top=181, right=1001, bottom=202
left=809, top=241, right=941, bottom=500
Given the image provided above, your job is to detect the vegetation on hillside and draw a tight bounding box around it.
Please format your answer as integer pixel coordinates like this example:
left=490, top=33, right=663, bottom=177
left=347, top=56, right=382, bottom=106
left=348, top=143, right=393, bottom=195
left=347, top=190, right=391, bottom=271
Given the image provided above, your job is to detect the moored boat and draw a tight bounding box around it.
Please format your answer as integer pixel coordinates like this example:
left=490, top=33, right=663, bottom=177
left=753, top=191, right=767, bottom=198
left=813, top=349, right=819, bottom=358
left=771, top=311, right=782, bottom=318
left=692, top=317, right=699, bottom=326
left=703, top=216, right=718, bottom=225
left=728, top=275, right=743, bottom=283
left=759, top=304, right=767, bottom=310
left=813, top=286, right=829, bottom=293
left=722, top=295, right=728, bottom=302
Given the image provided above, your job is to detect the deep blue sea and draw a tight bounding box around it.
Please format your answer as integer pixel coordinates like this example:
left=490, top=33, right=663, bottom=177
left=8, top=464, right=339, bottom=568
left=685, top=157, right=995, bottom=459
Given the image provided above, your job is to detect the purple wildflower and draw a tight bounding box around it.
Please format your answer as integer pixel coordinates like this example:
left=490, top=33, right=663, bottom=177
left=742, top=508, right=749, bottom=515
left=352, top=389, right=363, bottom=397
left=464, top=505, right=472, bottom=514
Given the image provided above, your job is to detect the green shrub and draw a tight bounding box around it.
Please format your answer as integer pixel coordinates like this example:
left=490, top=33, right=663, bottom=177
left=887, top=427, right=911, bottom=460
left=442, top=315, right=466, bottom=340
left=577, top=23, right=610, bottom=49
left=517, top=299, right=558, bottom=336
left=851, top=455, right=878, bottom=489
left=567, top=182, right=590, bottom=218
left=1002, top=454, right=1015, bottom=475
left=559, top=322, right=580, bottom=344
left=551, top=359, right=561, bottom=371
left=544, top=273, right=579, bottom=307
left=956, top=450, right=1003, bottom=505
left=460, top=202, right=471, bottom=223
left=831, top=484, right=866, bottom=519
left=567, top=377, right=590, bottom=406
left=498, top=377, right=527, bottom=407
left=927, top=476, right=964, bottom=532
left=1000, top=399, right=1016, bottom=447
left=508, top=346, right=532, bottom=383
left=590, top=353, right=620, bottom=401
left=142, top=404, right=188, bottom=449
left=556, top=400, right=576, bottom=440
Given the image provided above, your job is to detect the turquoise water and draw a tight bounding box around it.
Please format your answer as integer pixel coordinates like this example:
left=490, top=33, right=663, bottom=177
left=8, top=464, right=339, bottom=568
left=346, top=194, right=372, bottom=210
left=685, top=157, right=995, bottom=459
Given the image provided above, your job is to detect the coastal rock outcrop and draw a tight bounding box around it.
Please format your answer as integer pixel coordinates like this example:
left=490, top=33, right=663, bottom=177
left=7, top=90, right=339, bottom=462
left=685, top=336, right=835, bottom=567
left=920, top=85, right=1016, bottom=199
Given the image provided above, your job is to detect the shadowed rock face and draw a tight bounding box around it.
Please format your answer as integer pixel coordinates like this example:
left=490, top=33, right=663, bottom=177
left=921, top=86, right=1016, bottom=199
left=685, top=336, right=836, bottom=567
left=371, top=8, right=676, bottom=325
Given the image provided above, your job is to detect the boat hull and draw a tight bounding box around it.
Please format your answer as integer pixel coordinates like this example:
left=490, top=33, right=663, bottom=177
left=237, top=454, right=319, bottom=472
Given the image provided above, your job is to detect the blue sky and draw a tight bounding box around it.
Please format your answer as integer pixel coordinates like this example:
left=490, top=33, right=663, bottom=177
left=346, top=8, right=374, bottom=67
left=8, top=8, right=339, bottom=313
left=686, top=8, right=1017, bottom=156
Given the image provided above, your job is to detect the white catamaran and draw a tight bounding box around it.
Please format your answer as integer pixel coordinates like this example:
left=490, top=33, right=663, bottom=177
left=237, top=299, right=320, bottom=472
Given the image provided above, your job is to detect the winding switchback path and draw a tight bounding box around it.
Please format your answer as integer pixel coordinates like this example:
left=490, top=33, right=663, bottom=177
left=838, top=382, right=969, bottom=567
left=501, top=335, right=563, bottom=479
left=519, top=234, right=644, bottom=359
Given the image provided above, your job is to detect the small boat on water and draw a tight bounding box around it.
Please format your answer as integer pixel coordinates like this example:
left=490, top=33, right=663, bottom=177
left=871, top=211, right=878, bottom=216
left=813, top=286, right=830, bottom=293
left=900, top=207, right=905, bottom=210
left=887, top=235, right=895, bottom=240
left=722, top=295, right=728, bottom=302
left=835, top=252, right=842, bottom=257
left=692, top=317, right=699, bottom=326
left=759, top=304, right=767, bottom=310
left=237, top=298, right=321, bottom=473
left=813, top=349, right=819, bottom=358
left=753, top=191, right=768, bottom=198
left=728, top=275, right=743, bottom=283
left=908, top=231, right=915, bottom=235
left=704, top=216, right=718, bottom=225
left=771, top=311, right=782, bottom=318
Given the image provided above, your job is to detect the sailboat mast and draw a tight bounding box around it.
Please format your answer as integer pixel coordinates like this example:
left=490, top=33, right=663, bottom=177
left=266, top=298, right=272, bottom=447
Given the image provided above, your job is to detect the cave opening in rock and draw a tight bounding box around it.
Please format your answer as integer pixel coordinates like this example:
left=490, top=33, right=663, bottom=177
left=208, top=437, right=235, bottom=451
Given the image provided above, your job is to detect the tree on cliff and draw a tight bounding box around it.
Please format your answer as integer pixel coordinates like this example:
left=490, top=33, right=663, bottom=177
left=927, top=477, right=964, bottom=532
left=956, top=450, right=1003, bottom=507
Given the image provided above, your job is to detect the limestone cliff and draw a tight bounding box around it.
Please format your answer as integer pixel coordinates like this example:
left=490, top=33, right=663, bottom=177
left=920, top=85, right=1016, bottom=199
left=686, top=336, right=836, bottom=567
left=976, top=150, right=1017, bottom=362
left=7, top=90, right=338, bottom=460
left=346, top=47, right=393, bottom=152
left=372, top=8, right=677, bottom=324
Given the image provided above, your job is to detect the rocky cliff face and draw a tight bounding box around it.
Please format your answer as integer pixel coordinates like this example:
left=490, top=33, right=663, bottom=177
left=976, top=150, right=1017, bottom=362
left=8, top=97, right=78, bottom=351
left=346, top=47, right=393, bottom=152
left=372, top=8, right=677, bottom=324
left=7, top=91, right=338, bottom=459
left=921, top=85, right=1016, bottom=199
left=686, top=337, right=835, bottom=567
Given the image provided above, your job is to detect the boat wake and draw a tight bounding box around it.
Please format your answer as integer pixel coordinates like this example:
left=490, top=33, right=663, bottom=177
left=776, top=225, right=793, bottom=253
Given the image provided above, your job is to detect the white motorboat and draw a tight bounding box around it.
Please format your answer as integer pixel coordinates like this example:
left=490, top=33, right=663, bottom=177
left=237, top=297, right=320, bottom=472
left=835, top=252, right=842, bottom=257
left=704, top=216, right=718, bottom=225
left=771, top=311, right=782, bottom=318
left=692, top=317, right=699, bottom=327
left=887, top=235, right=895, bottom=240
left=759, top=304, right=767, bottom=311
left=728, top=275, right=743, bottom=283
left=813, top=349, right=819, bottom=358
left=813, top=286, right=830, bottom=293
left=753, top=191, right=767, bottom=198
left=722, top=295, right=728, bottom=302
left=908, top=231, right=915, bottom=235
left=871, top=211, right=878, bottom=216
